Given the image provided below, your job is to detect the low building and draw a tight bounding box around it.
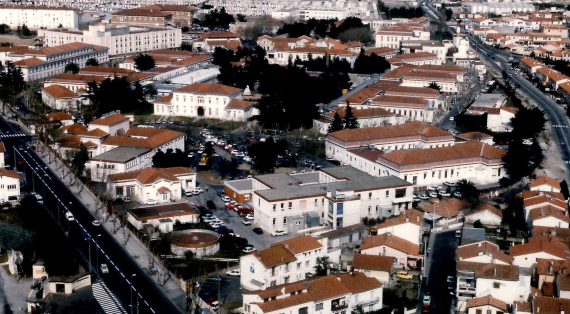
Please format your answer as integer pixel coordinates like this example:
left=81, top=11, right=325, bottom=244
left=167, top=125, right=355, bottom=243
left=0, top=169, right=20, bottom=203
left=375, top=141, right=507, bottom=187
left=368, top=95, right=434, bottom=122
left=529, top=176, right=562, bottom=193
left=107, top=167, right=196, bottom=204
left=251, top=167, right=413, bottom=233
left=457, top=240, right=512, bottom=265
left=112, top=5, right=198, bottom=28
left=360, top=233, right=421, bottom=269
left=373, top=209, right=423, bottom=245
left=193, top=31, right=242, bottom=53
left=423, top=198, right=469, bottom=225
left=127, top=203, right=199, bottom=232
left=224, top=178, right=253, bottom=204
left=243, top=272, right=383, bottom=314
left=41, top=85, right=82, bottom=111
left=171, top=229, right=220, bottom=257
left=313, top=106, right=405, bottom=135
left=465, top=295, right=508, bottom=314
left=240, top=236, right=326, bottom=291
left=401, top=71, right=459, bottom=94
left=352, top=253, right=394, bottom=284
left=387, top=52, right=441, bottom=68
left=510, top=234, right=569, bottom=269
left=465, top=203, right=503, bottom=227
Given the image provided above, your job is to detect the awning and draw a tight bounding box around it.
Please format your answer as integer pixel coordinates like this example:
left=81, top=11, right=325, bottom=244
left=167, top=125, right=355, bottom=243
left=250, top=279, right=264, bottom=288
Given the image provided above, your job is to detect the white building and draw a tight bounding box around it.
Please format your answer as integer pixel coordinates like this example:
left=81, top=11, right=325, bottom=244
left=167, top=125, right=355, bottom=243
left=154, top=83, right=259, bottom=121
left=351, top=254, right=394, bottom=284
left=243, top=272, right=383, bottom=314
left=360, top=233, right=421, bottom=269
left=375, top=141, right=506, bottom=187
left=457, top=241, right=512, bottom=265
left=107, top=167, right=196, bottom=204
left=240, top=235, right=327, bottom=290
left=41, top=85, right=82, bottom=111
left=8, top=42, right=109, bottom=82
left=401, top=71, right=459, bottom=94
left=510, top=235, right=569, bottom=269
left=462, top=2, right=535, bottom=14
left=528, top=176, right=562, bottom=193
left=39, top=24, right=182, bottom=56
left=251, top=167, right=413, bottom=233
left=127, top=203, right=199, bottom=232
left=299, top=9, right=347, bottom=21
left=375, top=25, right=430, bottom=49
left=0, top=5, right=78, bottom=29
left=464, top=203, right=503, bottom=227
left=0, top=169, right=21, bottom=203
left=373, top=209, right=423, bottom=245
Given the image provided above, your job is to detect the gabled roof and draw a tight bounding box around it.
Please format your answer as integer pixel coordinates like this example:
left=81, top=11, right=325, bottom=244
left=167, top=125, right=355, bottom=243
left=532, top=296, right=570, bottom=314
left=523, top=193, right=567, bottom=210
left=466, top=295, right=508, bottom=311
left=423, top=198, right=469, bottom=218
left=251, top=243, right=297, bottom=268
left=465, top=203, right=503, bottom=219
left=80, top=128, right=108, bottom=138
left=530, top=205, right=569, bottom=224
left=457, top=240, right=512, bottom=264
left=327, top=121, right=450, bottom=143
left=226, top=98, right=254, bottom=109
left=376, top=209, right=423, bottom=229
left=61, top=123, right=87, bottom=134
left=154, top=94, right=173, bottom=103
left=46, top=111, right=73, bottom=121
left=108, top=167, right=194, bottom=185
left=13, top=57, right=44, bottom=66
left=90, top=114, right=129, bottom=126
left=456, top=261, right=519, bottom=281
left=0, top=168, right=20, bottom=180
left=360, top=233, right=420, bottom=256
left=529, top=176, right=561, bottom=191
left=43, top=85, right=78, bottom=99
left=174, top=83, right=242, bottom=95
left=352, top=253, right=394, bottom=271
left=274, top=235, right=323, bottom=255
left=536, top=258, right=570, bottom=276
left=510, top=235, right=570, bottom=260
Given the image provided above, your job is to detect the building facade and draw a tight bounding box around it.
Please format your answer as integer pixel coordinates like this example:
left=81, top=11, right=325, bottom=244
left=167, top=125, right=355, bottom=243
left=0, top=5, right=78, bottom=29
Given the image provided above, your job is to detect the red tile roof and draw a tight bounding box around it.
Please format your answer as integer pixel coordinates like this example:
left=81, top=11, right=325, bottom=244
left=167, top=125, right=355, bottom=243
left=457, top=240, right=512, bottom=264
left=360, top=233, right=420, bottom=256
left=90, top=114, right=129, bottom=126
left=352, top=253, right=394, bottom=271
left=510, top=235, right=570, bottom=259
left=102, top=128, right=184, bottom=149
left=465, top=203, right=503, bottom=220
left=376, top=209, right=423, bottom=229
left=466, top=295, right=508, bottom=311
left=13, top=57, right=44, bottom=66
left=529, top=176, right=561, bottom=191
left=424, top=198, right=469, bottom=218
left=46, top=111, right=73, bottom=121
left=533, top=296, right=570, bottom=314
left=0, top=168, right=21, bottom=180
left=80, top=128, right=108, bottom=137
left=43, top=85, right=78, bottom=99
left=328, top=121, right=449, bottom=143
left=108, top=167, right=194, bottom=185
left=226, top=99, right=254, bottom=109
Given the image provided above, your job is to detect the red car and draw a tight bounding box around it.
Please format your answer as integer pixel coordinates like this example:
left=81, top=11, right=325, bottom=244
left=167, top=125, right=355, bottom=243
left=226, top=204, right=237, bottom=210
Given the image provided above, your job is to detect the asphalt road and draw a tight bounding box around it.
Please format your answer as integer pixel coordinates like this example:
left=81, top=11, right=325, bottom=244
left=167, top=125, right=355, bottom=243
left=423, top=230, right=457, bottom=314
left=0, top=117, right=183, bottom=314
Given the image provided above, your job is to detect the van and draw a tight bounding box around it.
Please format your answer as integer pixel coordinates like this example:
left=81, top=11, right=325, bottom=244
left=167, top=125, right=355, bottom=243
left=455, top=230, right=462, bottom=238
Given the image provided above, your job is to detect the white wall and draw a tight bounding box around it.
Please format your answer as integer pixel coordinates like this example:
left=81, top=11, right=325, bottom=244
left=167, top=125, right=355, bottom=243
left=0, top=7, right=78, bottom=29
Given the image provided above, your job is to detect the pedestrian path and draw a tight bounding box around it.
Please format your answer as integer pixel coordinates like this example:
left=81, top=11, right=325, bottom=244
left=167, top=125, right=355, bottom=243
left=92, top=282, right=127, bottom=314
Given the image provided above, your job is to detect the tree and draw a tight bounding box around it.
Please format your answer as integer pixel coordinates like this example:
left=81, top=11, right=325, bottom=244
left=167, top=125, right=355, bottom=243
left=314, top=256, right=331, bottom=276
left=0, top=24, right=10, bottom=34
left=58, top=23, right=63, bottom=28
left=473, top=219, right=483, bottom=229
left=353, top=50, right=390, bottom=74
left=85, top=58, right=99, bottom=66
left=64, top=62, right=80, bottom=74
left=86, top=76, right=149, bottom=116
left=181, top=26, right=189, bottom=33
left=152, top=148, right=189, bottom=168
left=337, top=27, right=373, bottom=44
left=202, top=7, right=235, bottom=29
left=328, top=112, right=344, bottom=133
left=343, top=103, right=359, bottom=129
left=71, top=143, right=89, bottom=176
left=428, top=82, right=441, bottom=91
left=0, top=61, right=26, bottom=114
left=20, top=24, right=31, bottom=36
left=237, top=14, right=247, bottom=22
left=180, top=42, right=192, bottom=51
left=456, top=179, right=479, bottom=206
left=144, top=84, right=158, bottom=99
left=510, top=106, right=546, bottom=139
left=134, top=53, right=155, bottom=71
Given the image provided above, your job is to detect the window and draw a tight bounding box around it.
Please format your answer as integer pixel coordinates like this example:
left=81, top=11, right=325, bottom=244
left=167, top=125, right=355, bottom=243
left=475, top=310, right=482, bottom=314
left=493, top=282, right=500, bottom=289
left=315, top=303, right=323, bottom=310
left=273, top=218, right=276, bottom=225
left=299, top=307, right=308, bottom=314
left=116, top=186, right=124, bottom=195
left=376, top=205, right=379, bottom=213
left=283, top=217, right=287, bottom=225
left=368, top=192, right=372, bottom=199
left=288, top=202, right=292, bottom=209
left=336, top=217, right=343, bottom=228
left=273, top=204, right=276, bottom=211
left=337, top=203, right=343, bottom=215
left=395, top=188, right=406, bottom=198
left=385, top=190, right=389, bottom=197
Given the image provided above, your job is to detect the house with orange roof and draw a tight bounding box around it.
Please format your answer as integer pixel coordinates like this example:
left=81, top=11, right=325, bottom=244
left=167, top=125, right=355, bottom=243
left=372, top=209, right=424, bottom=244
left=523, top=190, right=567, bottom=223
left=383, top=85, right=444, bottom=109
left=528, top=205, right=569, bottom=230
left=107, top=167, right=196, bottom=205
left=242, top=271, right=383, bottom=314
left=368, top=94, right=434, bottom=122
left=193, top=31, right=242, bottom=53
left=401, top=70, right=459, bottom=93
left=457, top=240, right=512, bottom=265
left=529, top=176, right=562, bottom=193
left=387, top=52, right=441, bottom=69
left=511, top=234, right=570, bottom=268
left=45, top=112, right=74, bottom=127
left=465, top=295, right=508, bottom=314
left=153, top=83, right=256, bottom=121
left=423, top=198, right=470, bottom=224
left=351, top=254, right=394, bottom=284
left=375, top=24, right=430, bottom=49
left=41, top=85, right=82, bottom=111
left=465, top=203, right=503, bottom=227
left=239, top=235, right=327, bottom=290
left=375, top=141, right=507, bottom=187
left=360, top=233, right=422, bottom=269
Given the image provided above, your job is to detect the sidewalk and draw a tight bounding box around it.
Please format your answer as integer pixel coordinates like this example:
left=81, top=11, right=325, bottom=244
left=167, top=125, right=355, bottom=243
left=35, top=148, right=189, bottom=312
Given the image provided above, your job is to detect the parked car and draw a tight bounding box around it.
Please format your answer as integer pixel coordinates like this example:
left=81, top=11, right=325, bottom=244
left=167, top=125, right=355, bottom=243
left=455, top=230, right=462, bottom=238
left=184, top=190, right=194, bottom=197
left=412, top=195, right=420, bottom=202
left=100, top=263, right=109, bottom=274
left=245, top=213, right=254, bottom=220
left=253, top=227, right=263, bottom=234
left=271, top=230, right=288, bottom=237
left=221, top=196, right=231, bottom=202
left=447, top=276, right=454, bottom=283
left=31, top=192, right=43, bottom=205
left=243, top=247, right=257, bottom=253
left=208, top=275, right=223, bottom=282
left=397, top=271, right=413, bottom=279
left=453, top=191, right=463, bottom=198
left=443, top=181, right=456, bottom=187
left=423, top=295, right=431, bottom=305
left=65, top=212, right=74, bottom=221
left=92, top=220, right=101, bottom=227
left=439, top=191, right=451, bottom=197
left=241, top=218, right=251, bottom=225
left=145, top=199, right=158, bottom=205
left=226, top=269, right=241, bottom=276
left=418, top=194, right=429, bottom=200
left=429, top=192, right=438, bottom=198
left=122, top=197, right=132, bottom=203
left=427, top=185, right=441, bottom=191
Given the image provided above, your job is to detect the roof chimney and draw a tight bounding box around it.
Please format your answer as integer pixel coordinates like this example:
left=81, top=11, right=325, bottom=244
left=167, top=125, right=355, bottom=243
left=406, top=217, right=410, bottom=222
left=493, top=267, right=497, bottom=275
left=456, top=21, right=461, bottom=38
left=336, top=275, right=341, bottom=281
left=549, top=266, right=553, bottom=274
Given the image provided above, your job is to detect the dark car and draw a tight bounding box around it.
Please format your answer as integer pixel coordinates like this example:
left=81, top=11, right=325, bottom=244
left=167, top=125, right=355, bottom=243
left=253, top=227, right=263, bottom=234
left=206, top=200, right=216, bottom=210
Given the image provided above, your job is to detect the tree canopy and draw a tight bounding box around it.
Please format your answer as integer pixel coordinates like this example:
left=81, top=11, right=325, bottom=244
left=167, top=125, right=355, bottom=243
left=343, top=104, right=359, bottom=129
left=202, top=7, right=235, bottom=29
left=71, top=143, right=89, bottom=176
left=353, top=50, right=391, bottom=74
left=152, top=148, right=190, bottom=168
left=64, top=62, right=80, bottom=74
left=85, top=58, right=99, bottom=67
left=86, top=77, right=148, bottom=116
left=134, top=53, right=155, bottom=71
left=0, top=61, right=26, bottom=113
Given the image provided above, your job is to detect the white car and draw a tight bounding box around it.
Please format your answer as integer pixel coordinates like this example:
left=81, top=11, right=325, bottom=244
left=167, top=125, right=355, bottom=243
left=271, top=230, right=288, bottom=237
left=65, top=212, right=74, bottom=221
left=245, top=213, right=254, bottom=220
left=443, top=181, right=456, bottom=187
left=145, top=199, right=158, bottom=205
left=429, top=192, right=438, bottom=198
left=439, top=191, right=451, bottom=197
left=226, top=269, right=241, bottom=276
left=418, top=194, right=429, bottom=200
left=210, top=301, right=220, bottom=311
left=184, top=190, right=194, bottom=197
left=188, top=152, right=195, bottom=158
left=100, top=263, right=109, bottom=274
left=423, top=295, right=431, bottom=305
left=202, top=217, right=217, bottom=223
left=241, top=218, right=251, bottom=225
left=210, top=222, right=224, bottom=229
left=221, top=196, right=231, bottom=202
left=427, top=185, right=441, bottom=191
left=31, top=192, right=43, bottom=205
left=412, top=195, right=420, bottom=202
left=243, top=247, right=257, bottom=253
left=92, top=220, right=101, bottom=227
left=193, top=187, right=203, bottom=195
left=453, top=191, right=463, bottom=198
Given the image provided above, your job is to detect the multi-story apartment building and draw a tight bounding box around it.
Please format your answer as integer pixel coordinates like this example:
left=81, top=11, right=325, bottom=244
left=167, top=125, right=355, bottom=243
left=251, top=166, right=413, bottom=233
left=112, top=5, right=199, bottom=27
left=39, top=24, right=182, bottom=56
left=240, top=236, right=327, bottom=290
left=243, top=272, right=383, bottom=314
left=375, top=24, right=430, bottom=49
left=8, top=42, right=109, bottom=81
left=0, top=5, right=78, bottom=29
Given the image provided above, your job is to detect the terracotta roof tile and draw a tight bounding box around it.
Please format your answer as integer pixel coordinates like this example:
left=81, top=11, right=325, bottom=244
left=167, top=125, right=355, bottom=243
left=424, top=198, right=469, bottom=218
left=376, top=209, right=423, bottom=229
left=327, top=121, right=449, bottom=143
left=13, top=57, right=44, bottom=66
left=371, top=95, right=429, bottom=107
left=80, top=128, right=108, bottom=137
left=108, top=167, right=194, bottom=184
left=475, top=263, right=520, bottom=281
left=0, top=168, right=21, bottom=180
left=154, top=94, right=173, bottom=103
left=51, top=73, right=107, bottom=83
left=360, top=233, right=420, bottom=256
left=510, top=235, right=570, bottom=259
left=113, top=7, right=172, bottom=17
left=384, top=85, right=440, bottom=96
left=529, top=176, right=562, bottom=191
left=174, top=83, right=241, bottom=95
left=251, top=243, right=297, bottom=268
left=533, top=227, right=570, bottom=246
left=536, top=258, right=570, bottom=276
left=43, top=85, right=78, bottom=99
left=530, top=205, right=569, bottom=223
left=533, top=296, right=570, bottom=314
left=457, top=240, right=512, bottom=264
left=226, top=99, right=254, bottom=109
left=46, top=112, right=73, bottom=121
left=524, top=194, right=567, bottom=210
left=378, top=141, right=506, bottom=166
left=466, top=295, right=508, bottom=311
left=465, top=203, right=503, bottom=220
left=80, top=66, right=134, bottom=75
left=90, top=114, right=129, bottom=126
left=352, top=254, right=394, bottom=271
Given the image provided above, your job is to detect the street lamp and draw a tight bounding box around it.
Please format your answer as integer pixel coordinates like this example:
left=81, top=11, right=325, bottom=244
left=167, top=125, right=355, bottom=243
left=96, top=234, right=101, bottom=276
left=130, top=274, right=137, bottom=314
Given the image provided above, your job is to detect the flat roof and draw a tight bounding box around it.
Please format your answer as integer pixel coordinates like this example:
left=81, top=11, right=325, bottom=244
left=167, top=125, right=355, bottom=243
left=90, top=146, right=150, bottom=163
left=129, top=202, right=199, bottom=220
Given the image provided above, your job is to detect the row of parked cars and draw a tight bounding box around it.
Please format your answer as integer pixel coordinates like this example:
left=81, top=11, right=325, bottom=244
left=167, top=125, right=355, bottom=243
left=413, top=183, right=463, bottom=201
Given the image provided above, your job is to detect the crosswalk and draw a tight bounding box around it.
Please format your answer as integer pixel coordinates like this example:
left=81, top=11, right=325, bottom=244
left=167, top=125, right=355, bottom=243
left=0, top=133, right=28, bottom=138
left=92, top=282, right=128, bottom=314
left=553, top=125, right=570, bottom=128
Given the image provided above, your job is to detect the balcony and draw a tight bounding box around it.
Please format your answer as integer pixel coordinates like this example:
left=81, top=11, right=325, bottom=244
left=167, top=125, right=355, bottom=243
left=331, top=300, right=348, bottom=312
left=457, top=283, right=476, bottom=293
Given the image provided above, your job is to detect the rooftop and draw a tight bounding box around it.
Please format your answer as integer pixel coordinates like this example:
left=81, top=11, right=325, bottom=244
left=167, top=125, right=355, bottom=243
left=128, top=203, right=199, bottom=221
left=90, top=146, right=150, bottom=163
